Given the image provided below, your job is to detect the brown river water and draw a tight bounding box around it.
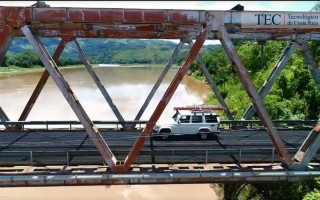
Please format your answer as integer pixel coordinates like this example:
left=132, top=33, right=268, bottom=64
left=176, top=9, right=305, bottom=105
left=0, top=66, right=219, bottom=200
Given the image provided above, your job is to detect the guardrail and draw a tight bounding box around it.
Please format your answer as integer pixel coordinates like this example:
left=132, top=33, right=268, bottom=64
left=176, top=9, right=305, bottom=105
left=0, top=120, right=148, bottom=130
left=0, top=120, right=317, bottom=131
left=220, top=120, right=318, bottom=129
left=0, top=148, right=303, bottom=166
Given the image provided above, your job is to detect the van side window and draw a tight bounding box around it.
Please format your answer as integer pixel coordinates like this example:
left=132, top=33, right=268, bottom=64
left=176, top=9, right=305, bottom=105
left=180, top=115, right=190, bottom=123
left=205, top=115, right=218, bottom=123
left=191, top=115, right=203, bottom=123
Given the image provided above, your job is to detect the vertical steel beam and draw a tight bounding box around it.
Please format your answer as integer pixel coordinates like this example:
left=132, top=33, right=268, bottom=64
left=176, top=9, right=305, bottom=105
left=0, top=26, right=13, bottom=126
left=134, top=41, right=184, bottom=121
left=217, top=26, right=293, bottom=167
left=21, top=25, right=117, bottom=169
left=188, top=40, right=234, bottom=120
left=71, top=39, right=127, bottom=129
left=297, top=40, right=320, bottom=90
left=113, top=28, right=209, bottom=173
left=242, top=42, right=298, bottom=120
left=0, top=26, right=14, bottom=66
left=18, top=38, right=69, bottom=122
left=294, top=123, right=320, bottom=168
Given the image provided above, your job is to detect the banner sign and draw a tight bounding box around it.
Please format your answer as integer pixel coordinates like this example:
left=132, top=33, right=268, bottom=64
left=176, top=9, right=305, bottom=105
left=241, top=12, right=320, bottom=28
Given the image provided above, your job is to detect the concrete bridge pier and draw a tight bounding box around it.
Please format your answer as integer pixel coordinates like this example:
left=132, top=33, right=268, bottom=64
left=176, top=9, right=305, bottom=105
left=211, top=183, right=244, bottom=200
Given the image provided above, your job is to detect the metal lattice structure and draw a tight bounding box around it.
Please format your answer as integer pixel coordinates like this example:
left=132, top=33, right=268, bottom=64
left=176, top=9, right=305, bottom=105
left=1, top=5, right=320, bottom=177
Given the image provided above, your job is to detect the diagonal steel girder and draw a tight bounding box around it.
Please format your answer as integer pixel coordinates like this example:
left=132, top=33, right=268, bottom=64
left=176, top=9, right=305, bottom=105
left=217, top=26, right=293, bottom=167
left=0, top=107, right=10, bottom=122
left=21, top=25, right=117, bottom=168
left=242, top=42, right=298, bottom=120
left=134, top=41, right=184, bottom=122
left=111, top=27, right=210, bottom=173
left=17, top=38, right=69, bottom=123
left=294, top=123, right=320, bottom=169
left=187, top=39, right=234, bottom=120
left=71, top=39, right=127, bottom=129
left=0, top=26, right=14, bottom=126
left=296, top=39, right=320, bottom=90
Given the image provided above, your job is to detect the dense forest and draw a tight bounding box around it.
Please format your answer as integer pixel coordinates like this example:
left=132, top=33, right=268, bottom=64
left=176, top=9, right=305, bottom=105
left=184, top=40, right=320, bottom=121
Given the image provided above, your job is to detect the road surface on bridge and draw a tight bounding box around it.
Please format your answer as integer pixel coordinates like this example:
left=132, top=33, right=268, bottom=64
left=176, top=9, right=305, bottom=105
left=0, top=128, right=315, bottom=166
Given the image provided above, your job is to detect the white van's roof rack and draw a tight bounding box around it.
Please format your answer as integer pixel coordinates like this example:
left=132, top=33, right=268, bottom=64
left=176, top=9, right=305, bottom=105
left=174, top=105, right=225, bottom=112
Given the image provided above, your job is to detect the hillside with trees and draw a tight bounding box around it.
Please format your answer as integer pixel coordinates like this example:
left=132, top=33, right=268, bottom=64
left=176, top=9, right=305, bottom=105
left=1, top=38, right=218, bottom=67
left=183, top=40, right=320, bottom=121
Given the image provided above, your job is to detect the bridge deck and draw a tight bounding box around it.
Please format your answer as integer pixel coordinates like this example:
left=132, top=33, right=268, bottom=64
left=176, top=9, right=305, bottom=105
left=0, top=128, right=315, bottom=166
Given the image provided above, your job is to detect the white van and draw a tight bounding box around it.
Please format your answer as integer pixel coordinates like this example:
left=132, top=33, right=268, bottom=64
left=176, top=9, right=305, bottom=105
left=152, top=105, right=222, bottom=140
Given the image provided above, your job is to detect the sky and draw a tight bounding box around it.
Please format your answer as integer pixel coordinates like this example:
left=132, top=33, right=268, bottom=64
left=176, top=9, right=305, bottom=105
left=0, top=1, right=318, bottom=44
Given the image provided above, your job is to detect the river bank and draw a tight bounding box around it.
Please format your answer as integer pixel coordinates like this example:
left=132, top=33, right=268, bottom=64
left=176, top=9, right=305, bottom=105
left=0, top=65, right=84, bottom=77
left=0, top=64, right=175, bottom=77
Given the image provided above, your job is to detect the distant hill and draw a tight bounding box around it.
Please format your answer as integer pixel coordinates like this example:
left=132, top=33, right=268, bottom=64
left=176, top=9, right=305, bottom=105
left=7, top=38, right=220, bottom=65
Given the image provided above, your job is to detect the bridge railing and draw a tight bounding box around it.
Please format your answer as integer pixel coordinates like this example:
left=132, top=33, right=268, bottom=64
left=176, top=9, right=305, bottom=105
left=0, top=120, right=317, bottom=131
left=220, top=120, right=318, bottom=129
left=0, top=120, right=148, bottom=131
left=0, top=148, right=304, bottom=167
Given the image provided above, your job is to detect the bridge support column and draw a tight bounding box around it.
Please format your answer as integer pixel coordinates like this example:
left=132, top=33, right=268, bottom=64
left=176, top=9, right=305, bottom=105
left=71, top=39, right=127, bottom=129
left=223, top=183, right=243, bottom=200
left=112, top=27, right=210, bottom=173
left=187, top=39, right=234, bottom=120
left=212, top=183, right=244, bottom=200
left=0, top=26, right=14, bottom=127
left=217, top=26, right=293, bottom=167
left=21, top=25, right=118, bottom=169
left=242, top=42, right=298, bottom=120
left=134, top=40, right=184, bottom=122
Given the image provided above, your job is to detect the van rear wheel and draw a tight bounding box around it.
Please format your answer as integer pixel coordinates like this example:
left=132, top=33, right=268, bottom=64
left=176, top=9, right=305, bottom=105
left=198, top=130, right=209, bottom=140
left=200, top=133, right=208, bottom=140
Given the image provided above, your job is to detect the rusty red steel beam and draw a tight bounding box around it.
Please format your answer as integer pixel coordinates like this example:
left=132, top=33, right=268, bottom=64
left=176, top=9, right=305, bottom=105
left=3, top=30, right=197, bottom=39
left=217, top=26, right=293, bottom=167
left=17, top=37, right=70, bottom=122
left=110, top=27, right=209, bottom=173
left=0, top=7, right=206, bottom=24
left=1, top=7, right=320, bottom=41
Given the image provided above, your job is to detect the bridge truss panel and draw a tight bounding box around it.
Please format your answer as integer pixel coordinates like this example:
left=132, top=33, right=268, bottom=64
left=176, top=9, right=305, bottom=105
left=1, top=6, right=320, bottom=174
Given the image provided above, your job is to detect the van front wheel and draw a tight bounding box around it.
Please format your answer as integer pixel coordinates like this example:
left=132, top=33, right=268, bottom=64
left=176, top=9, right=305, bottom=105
left=159, top=129, right=171, bottom=140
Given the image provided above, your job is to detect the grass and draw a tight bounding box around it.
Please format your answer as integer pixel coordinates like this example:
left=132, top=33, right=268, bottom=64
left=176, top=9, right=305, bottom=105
left=0, top=66, right=45, bottom=77
left=0, top=64, right=93, bottom=77
left=0, top=64, right=179, bottom=77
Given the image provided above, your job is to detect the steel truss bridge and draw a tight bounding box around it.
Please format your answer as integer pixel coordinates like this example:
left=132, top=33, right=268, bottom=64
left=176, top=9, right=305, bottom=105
left=1, top=3, right=320, bottom=186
